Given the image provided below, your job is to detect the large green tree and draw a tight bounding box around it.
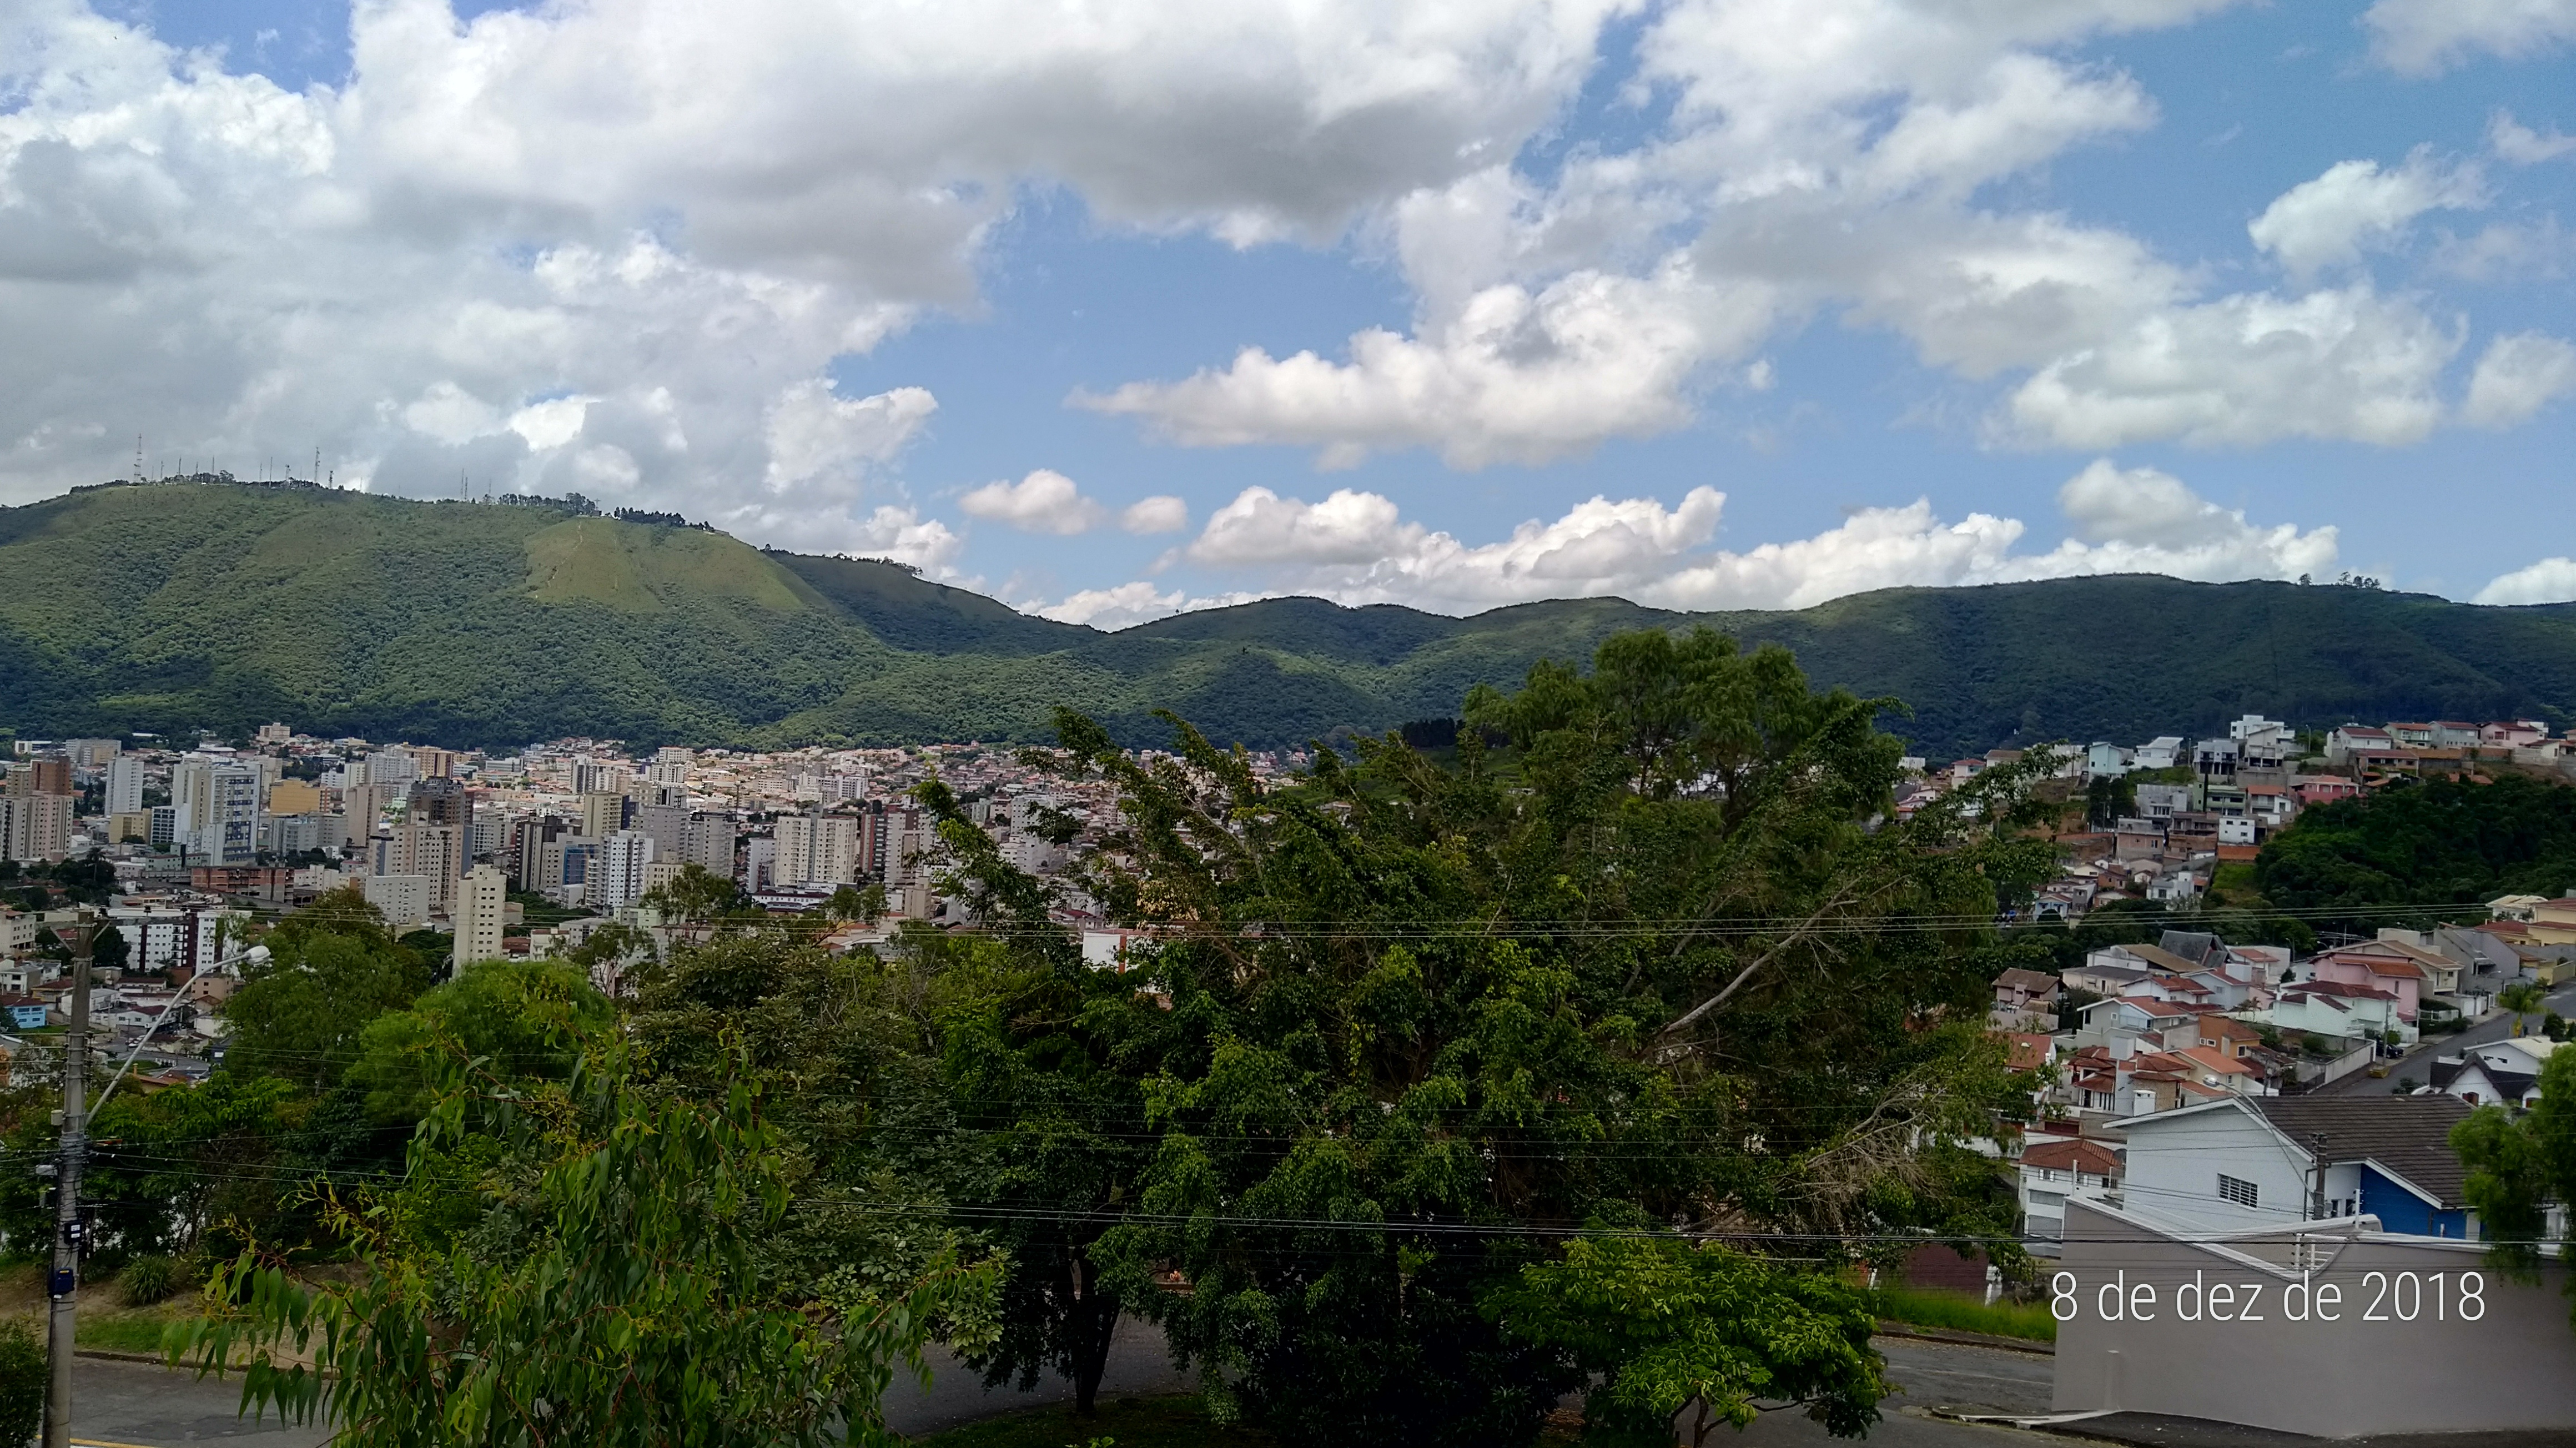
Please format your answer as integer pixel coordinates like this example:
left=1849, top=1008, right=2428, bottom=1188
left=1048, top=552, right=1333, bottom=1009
left=173, top=1041, right=999, bottom=1447
left=222, top=887, right=433, bottom=1090
left=922, top=628, right=2047, bottom=1447
left=2453, top=1047, right=2576, bottom=1325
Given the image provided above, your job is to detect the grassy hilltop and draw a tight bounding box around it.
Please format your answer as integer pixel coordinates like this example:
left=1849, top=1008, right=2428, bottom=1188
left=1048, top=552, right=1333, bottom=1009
left=6, top=480, right=2576, bottom=756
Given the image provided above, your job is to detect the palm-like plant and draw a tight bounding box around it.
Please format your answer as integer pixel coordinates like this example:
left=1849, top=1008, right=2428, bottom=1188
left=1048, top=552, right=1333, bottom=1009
left=2499, top=979, right=2547, bottom=1037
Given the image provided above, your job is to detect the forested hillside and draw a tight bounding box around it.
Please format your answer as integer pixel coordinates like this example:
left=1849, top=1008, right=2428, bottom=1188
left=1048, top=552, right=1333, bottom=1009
left=7, top=479, right=2576, bottom=755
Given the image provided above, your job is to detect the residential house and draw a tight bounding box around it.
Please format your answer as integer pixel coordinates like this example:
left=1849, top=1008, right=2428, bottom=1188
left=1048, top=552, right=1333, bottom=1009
left=2256, top=979, right=2413, bottom=1047
left=2116, top=1095, right=2476, bottom=1237
left=2193, top=1014, right=2266, bottom=1058
left=1990, top=968, right=2064, bottom=1030
left=2489, top=894, right=2551, bottom=923
left=2520, top=896, right=2576, bottom=948
left=2019, top=1138, right=2123, bottom=1244
left=2146, top=864, right=2205, bottom=904
left=2429, top=1037, right=2560, bottom=1109
left=2292, top=774, right=2362, bottom=806
left=2243, top=783, right=2292, bottom=828
left=2193, top=737, right=2241, bottom=782
left=2482, top=721, right=2550, bottom=748
left=2308, top=943, right=2428, bottom=1021
left=2114, top=817, right=2166, bottom=861
left=2078, top=995, right=2205, bottom=1048
left=2062, top=960, right=2150, bottom=997
left=2135, top=737, right=2185, bottom=771
left=2431, top=721, right=2483, bottom=749
left=2385, top=722, right=2437, bottom=749
left=2157, top=931, right=2224, bottom=969
left=2134, top=782, right=2193, bottom=818
left=2031, top=877, right=2097, bottom=921
left=2084, top=742, right=2134, bottom=779
left=2325, top=726, right=2394, bottom=763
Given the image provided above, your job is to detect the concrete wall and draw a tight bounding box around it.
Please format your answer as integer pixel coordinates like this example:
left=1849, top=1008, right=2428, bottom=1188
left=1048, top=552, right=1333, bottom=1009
left=2054, top=1197, right=2576, bottom=1436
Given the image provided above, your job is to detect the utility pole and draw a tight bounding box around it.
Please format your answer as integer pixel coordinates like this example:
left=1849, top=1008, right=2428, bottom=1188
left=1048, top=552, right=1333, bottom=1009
left=43, top=949, right=90, bottom=1448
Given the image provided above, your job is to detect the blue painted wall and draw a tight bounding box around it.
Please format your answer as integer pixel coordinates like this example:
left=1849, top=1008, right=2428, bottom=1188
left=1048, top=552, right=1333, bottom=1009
left=2361, top=1164, right=2468, bottom=1239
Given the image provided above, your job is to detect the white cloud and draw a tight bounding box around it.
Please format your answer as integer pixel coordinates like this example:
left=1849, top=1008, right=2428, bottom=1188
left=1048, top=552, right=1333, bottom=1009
left=2363, top=0, right=2576, bottom=75
left=959, top=469, right=1106, bottom=534
left=2489, top=112, right=2576, bottom=164
left=2003, top=285, right=2459, bottom=449
left=2433, top=219, right=2572, bottom=282
left=401, top=382, right=505, bottom=445
left=2461, top=333, right=2576, bottom=428
left=0, top=0, right=1624, bottom=545
left=508, top=395, right=595, bottom=451
left=1149, top=461, right=2330, bottom=614
left=756, top=380, right=939, bottom=517
left=848, top=504, right=967, bottom=577
left=1091, top=0, right=2526, bottom=464
left=1119, top=495, right=1190, bottom=534
left=1036, top=581, right=1191, bottom=627
left=2476, top=557, right=2576, bottom=606
left=2247, top=152, right=2484, bottom=280
left=1082, top=262, right=1772, bottom=468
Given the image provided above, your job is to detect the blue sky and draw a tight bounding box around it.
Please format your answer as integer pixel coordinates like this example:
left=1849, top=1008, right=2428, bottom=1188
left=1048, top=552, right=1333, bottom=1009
left=6, top=0, right=2573, bottom=622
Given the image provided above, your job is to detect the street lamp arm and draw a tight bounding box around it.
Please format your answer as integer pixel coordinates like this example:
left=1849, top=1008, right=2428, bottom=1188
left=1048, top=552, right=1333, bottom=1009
left=90, top=943, right=269, bottom=1117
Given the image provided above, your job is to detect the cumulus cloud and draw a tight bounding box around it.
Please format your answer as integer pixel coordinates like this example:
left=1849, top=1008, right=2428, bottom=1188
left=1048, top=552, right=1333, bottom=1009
left=2003, top=285, right=2459, bottom=448
left=1119, top=495, right=1191, bottom=534
left=1083, top=263, right=1771, bottom=468
left=2247, top=152, right=2484, bottom=280
left=2489, top=112, right=2576, bottom=164
left=2363, top=0, right=2576, bottom=75
left=2476, top=557, right=2576, bottom=606
left=2461, top=333, right=2576, bottom=427
left=1035, top=581, right=1192, bottom=627
left=1092, top=0, right=2529, bottom=465
left=958, top=469, right=1107, bottom=534
left=1139, top=461, right=2331, bottom=615
left=0, top=0, right=1622, bottom=546
left=848, top=505, right=967, bottom=577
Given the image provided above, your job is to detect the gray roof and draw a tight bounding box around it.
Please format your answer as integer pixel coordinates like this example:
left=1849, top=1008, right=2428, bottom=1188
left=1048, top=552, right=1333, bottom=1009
left=2253, top=1096, right=2473, bottom=1209
left=2161, top=930, right=2223, bottom=967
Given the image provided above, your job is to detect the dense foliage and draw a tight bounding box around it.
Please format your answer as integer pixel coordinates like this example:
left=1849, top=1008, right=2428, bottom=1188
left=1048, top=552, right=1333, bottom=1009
left=7, top=481, right=2576, bottom=755
left=2453, top=1048, right=2576, bottom=1325
left=903, top=629, right=2047, bottom=1445
left=2256, top=773, right=2576, bottom=932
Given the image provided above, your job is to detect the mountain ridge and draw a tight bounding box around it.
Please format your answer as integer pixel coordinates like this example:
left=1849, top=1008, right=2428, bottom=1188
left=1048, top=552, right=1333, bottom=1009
left=6, top=479, right=2574, bottom=757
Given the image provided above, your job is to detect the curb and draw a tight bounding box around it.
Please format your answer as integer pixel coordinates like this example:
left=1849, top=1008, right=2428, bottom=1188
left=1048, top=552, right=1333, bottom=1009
left=1875, top=1321, right=2056, bottom=1356
left=72, top=1349, right=168, bottom=1365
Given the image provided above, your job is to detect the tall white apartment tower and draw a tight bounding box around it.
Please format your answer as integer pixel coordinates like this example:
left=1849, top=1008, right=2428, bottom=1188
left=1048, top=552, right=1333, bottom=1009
left=774, top=812, right=860, bottom=887
left=105, top=756, right=145, bottom=816
left=451, top=864, right=509, bottom=971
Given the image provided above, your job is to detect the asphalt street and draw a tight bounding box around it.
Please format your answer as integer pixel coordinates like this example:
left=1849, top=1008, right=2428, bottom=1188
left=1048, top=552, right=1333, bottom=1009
left=54, top=1332, right=2058, bottom=1447
left=2321, top=971, right=2576, bottom=1096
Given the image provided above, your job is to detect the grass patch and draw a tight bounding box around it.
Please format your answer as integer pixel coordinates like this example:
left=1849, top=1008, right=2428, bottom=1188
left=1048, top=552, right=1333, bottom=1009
left=75, top=1312, right=179, bottom=1355
left=1870, top=1286, right=2056, bottom=1343
left=913, top=1395, right=1275, bottom=1448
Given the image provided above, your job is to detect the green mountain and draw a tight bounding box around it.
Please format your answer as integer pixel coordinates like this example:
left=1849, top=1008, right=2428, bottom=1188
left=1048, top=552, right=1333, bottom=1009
left=6, top=479, right=2576, bottom=758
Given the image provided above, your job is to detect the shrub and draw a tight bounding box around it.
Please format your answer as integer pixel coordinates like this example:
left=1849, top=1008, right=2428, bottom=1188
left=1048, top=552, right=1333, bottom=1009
left=0, top=1318, right=43, bottom=1447
left=118, top=1253, right=188, bottom=1308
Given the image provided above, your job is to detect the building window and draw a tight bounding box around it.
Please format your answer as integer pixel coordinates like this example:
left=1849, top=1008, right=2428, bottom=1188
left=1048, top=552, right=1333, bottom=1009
left=2217, top=1173, right=2259, bottom=1208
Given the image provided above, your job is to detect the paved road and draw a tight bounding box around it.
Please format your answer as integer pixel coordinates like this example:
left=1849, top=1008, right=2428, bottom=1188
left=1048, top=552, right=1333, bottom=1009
left=63, top=1356, right=329, bottom=1447
left=59, top=1333, right=2053, bottom=1446
left=2322, top=971, right=2576, bottom=1096
left=53, top=1320, right=1189, bottom=1446
left=1728, top=1338, right=2057, bottom=1448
